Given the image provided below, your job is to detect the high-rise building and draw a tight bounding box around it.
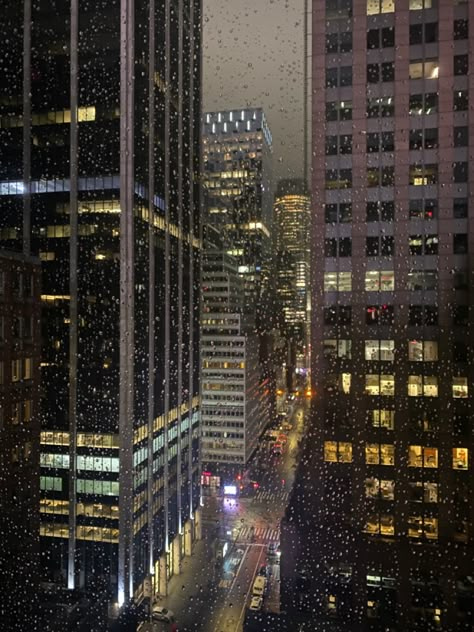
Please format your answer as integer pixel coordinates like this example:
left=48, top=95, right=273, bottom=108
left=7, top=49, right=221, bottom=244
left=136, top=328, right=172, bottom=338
left=274, top=178, right=311, bottom=368
left=202, top=108, right=273, bottom=310
left=0, top=251, right=41, bottom=631
left=281, top=1, right=474, bottom=630
left=0, top=0, right=202, bottom=611
left=200, top=247, right=263, bottom=483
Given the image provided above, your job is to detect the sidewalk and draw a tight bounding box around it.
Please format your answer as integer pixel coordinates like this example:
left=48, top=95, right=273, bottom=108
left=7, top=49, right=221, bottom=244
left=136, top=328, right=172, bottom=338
left=154, top=527, right=220, bottom=630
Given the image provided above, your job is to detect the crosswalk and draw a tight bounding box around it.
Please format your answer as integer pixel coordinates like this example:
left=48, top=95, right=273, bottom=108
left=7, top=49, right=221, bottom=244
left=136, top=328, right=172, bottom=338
left=237, top=526, right=280, bottom=542
left=253, top=489, right=290, bottom=503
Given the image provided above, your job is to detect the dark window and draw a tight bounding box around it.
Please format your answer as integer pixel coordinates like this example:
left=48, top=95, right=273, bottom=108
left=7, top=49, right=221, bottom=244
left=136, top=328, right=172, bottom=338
left=453, top=234, right=468, bottom=254
left=325, top=306, right=352, bottom=325
left=453, top=198, right=468, bottom=218
left=325, top=203, right=352, bottom=223
left=410, top=128, right=438, bottom=150
left=366, top=201, right=395, bottom=222
left=326, top=102, right=338, bottom=121
left=425, top=22, right=438, bottom=42
left=326, top=0, right=352, bottom=19
left=409, top=93, right=438, bottom=115
left=382, top=27, right=395, bottom=47
left=410, top=199, right=437, bottom=219
left=409, top=24, right=422, bottom=45
left=382, top=132, right=395, bottom=151
left=340, top=66, right=352, bottom=86
left=367, top=63, right=379, bottom=83
left=453, top=305, right=469, bottom=326
left=339, top=238, right=352, bottom=257
left=453, top=270, right=468, bottom=290
left=425, top=235, right=438, bottom=255
left=454, top=55, right=468, bottom=76
left=381, top=236, right=395, bottom=256
left=381, top=166, right=395, bottom=186
left=326, top=33, right=339, bottom=53
left=425, top=306, right=438, bottom=325
left=454, top=126, right=468, bottom=147
left=367, top=96, right=394, bottom=118
left=382, top=62, right=395, bottom=82
left=453, top=342, right=468, bottom=363
left=408, top=306, right=423, bottom=326
left=325, top=238, right=338, bottom=257
left=453, top=162, right=468, bottom=183
left=454, top=19, right=468, bottom=40
left=366, top=305, right=394, bottom=325
left=326, top=68, right=338, bottom=88
left=325, top=204, right=338, bottom=223
left=325, top=135, right=338, bottom=155
left=454, top=90, right=468, bottom=111
left=367, top=29, right=380, bottom=49
left=367, top=133, right=379, bottom=153
left=340, top=134, right=352, bottom=154
left=366, top=237, right=379, bottom=256
left=340, top=32, right=353, bottom=52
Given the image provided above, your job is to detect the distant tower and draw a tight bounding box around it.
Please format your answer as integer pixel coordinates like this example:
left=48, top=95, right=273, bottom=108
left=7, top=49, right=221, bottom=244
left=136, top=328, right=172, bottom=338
left=274, top=178, right=311, bottom=380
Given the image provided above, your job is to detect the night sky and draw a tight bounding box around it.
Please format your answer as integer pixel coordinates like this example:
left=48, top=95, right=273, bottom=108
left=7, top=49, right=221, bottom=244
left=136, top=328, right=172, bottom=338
left=203, top=0, right=306, bottom=186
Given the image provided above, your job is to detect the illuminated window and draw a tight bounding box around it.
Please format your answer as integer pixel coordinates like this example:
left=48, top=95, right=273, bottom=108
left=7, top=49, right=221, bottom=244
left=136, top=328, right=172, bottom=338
left=365, top=374, right=395, bottom=396
left=409, top=0, right=433, bottom=8
left=366, top=443, right=395, bottom=466
left=324, top=373, right=351, bottom=394
left=409, top=164, right=438, bottom=185
left=365, top=513, right=394, bottom=536
left=453, top=377, right=468, bottom=398
left=409, top=60, right=439, bottom=80
left=408, top=341, right=438, bottom=362
left=408, top=445, right=438, bottom=468
left=323, top=339, right=352, bottom=359
left=324, top=272, right=352, bottom=292
left=453, top=448, right=469, bottom=470
left=369, top=409, right=395, bottom=430
left=23, top=357, right=32, bottom=380
left=324, top=441, right=353, bottom=463
left=365, top=340, right=395, bottom=362
left=367, top=0, right=395, bottom=14
left=408, top=516, right=438, bottom=539
left=366, top=305, right=394, bottom=325
left=365, top=477, right=395, bottom=500
left=408, top=375, right=438, bottom=397
left=11, top=359, right=21, bottom=382
left=365, top=271, right=395, bottom=292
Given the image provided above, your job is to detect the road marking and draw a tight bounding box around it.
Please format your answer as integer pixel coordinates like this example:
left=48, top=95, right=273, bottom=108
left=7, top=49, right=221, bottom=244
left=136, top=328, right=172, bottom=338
left=233, top=545, right=266, bottom=632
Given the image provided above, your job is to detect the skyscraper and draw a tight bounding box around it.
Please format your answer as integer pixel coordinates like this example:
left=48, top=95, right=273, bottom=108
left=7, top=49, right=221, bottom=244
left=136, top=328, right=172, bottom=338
left=0, top=0, right=202, bottom=611
left=274, top=178, right=311, bottom=370
left=281, top=1, right=474, bottom=630
left=0, top=251, right=41, bottom=631
left=202, top=108, right=273, bottom=311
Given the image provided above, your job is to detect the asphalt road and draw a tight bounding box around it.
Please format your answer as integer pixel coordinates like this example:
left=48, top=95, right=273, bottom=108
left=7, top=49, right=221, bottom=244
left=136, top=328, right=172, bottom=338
left=140, top=399, right=307, bottom=632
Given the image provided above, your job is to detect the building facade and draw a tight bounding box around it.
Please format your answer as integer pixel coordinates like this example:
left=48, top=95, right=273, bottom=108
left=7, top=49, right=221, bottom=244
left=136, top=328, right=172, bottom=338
left=202, top=108, right=273, bottom=311
left=0, top=251, right=41, bottom=631
left=281, top=1, right=474, bottom=630
left=0, top=0, right=202, bottom=610
left=274, top=178, right=311, bottom=369
left=201, top=250, right=262, bottom=481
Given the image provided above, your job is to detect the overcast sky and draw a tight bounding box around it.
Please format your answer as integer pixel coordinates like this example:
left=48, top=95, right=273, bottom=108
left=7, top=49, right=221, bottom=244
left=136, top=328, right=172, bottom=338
left=203, top=0, right=306, bottom=185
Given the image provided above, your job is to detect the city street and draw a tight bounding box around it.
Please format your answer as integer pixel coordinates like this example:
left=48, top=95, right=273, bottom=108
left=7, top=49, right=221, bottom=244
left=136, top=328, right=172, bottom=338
left=146, top=398, right=307, bottom=632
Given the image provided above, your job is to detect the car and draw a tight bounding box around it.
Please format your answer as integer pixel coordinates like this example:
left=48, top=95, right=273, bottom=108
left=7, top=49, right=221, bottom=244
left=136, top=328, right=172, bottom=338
left=271, top=445, right=282, bottom=456
left=258, top=564, right=269, bottom=577
left=278, top=433, right=288, bottom=444
left=267, top=542, right=278, bottom=556
left=249, top=596, right=263, bottom=611
left=152, top=606, right=175, bottom=623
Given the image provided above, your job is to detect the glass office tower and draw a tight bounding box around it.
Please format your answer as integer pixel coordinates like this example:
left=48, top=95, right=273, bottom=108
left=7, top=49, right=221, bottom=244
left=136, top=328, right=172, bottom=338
left=0, top=0, right=202, bottom=609
left=281, top=1, right=474, bottom=630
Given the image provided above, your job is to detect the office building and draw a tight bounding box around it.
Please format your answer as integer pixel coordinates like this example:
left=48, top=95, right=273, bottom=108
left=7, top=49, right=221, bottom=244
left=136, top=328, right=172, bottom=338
left=0, top=0, right=202, bottom=611
left=202, top=108, right=273, bottom=310
left=201, top=248, right=263, bottom=483
left=281, top=1, right=474, bottom=631
left=274, top=178, right=311, bottom=371
left=0, top=251, right=41, bottom=631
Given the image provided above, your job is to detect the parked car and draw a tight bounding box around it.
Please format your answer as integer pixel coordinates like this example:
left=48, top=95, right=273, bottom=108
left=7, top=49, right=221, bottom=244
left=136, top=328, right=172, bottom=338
left=271, top=443, right=283, bottom=456
left=258, top=564, right=269, bottom=577
left=249, top=596, right=263, bottom=611
left=152, top=606, right=174, bottom=623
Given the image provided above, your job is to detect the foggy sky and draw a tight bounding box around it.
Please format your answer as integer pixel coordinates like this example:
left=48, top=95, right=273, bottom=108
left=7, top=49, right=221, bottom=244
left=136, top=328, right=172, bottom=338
left=203, top=0, right=306, bottom=186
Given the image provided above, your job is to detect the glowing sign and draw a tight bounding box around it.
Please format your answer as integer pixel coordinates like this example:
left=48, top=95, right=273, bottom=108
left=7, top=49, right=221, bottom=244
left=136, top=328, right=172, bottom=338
left=224, top=485, right=237, bottom=496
